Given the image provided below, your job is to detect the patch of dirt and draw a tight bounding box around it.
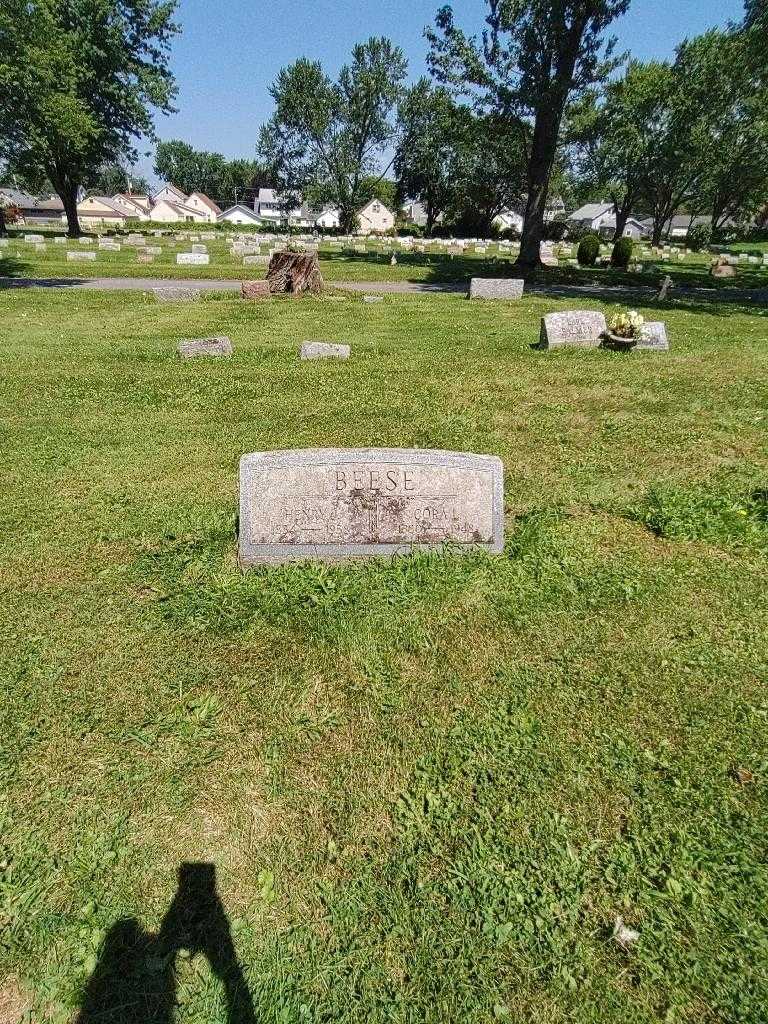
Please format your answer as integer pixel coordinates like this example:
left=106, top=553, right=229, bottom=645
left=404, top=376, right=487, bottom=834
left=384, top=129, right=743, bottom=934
left=0, top=977, right=29, bottom=1024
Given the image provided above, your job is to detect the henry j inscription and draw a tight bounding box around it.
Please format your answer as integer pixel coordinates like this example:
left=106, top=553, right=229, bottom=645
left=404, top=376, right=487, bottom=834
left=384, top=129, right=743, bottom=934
left=239, top=448, right=504, bottom=565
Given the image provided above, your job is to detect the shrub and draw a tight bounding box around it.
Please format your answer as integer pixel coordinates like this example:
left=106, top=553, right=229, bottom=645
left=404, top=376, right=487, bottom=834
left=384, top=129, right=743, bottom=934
left=687, top=222, right=712, bottom=251
left=577, top=233, right=600, bottom=266
left=543, top=218, right=568, bottom=241
left=611, top=236, right=634, bottom=268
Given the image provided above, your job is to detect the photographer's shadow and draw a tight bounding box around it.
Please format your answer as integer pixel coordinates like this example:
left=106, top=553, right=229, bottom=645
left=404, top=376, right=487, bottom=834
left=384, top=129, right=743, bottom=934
left=77, top=863, right=255, bottom=1024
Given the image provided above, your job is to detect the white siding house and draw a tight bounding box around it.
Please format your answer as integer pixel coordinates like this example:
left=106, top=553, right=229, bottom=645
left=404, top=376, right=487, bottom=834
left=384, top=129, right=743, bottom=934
left=315, top=207, right=341, bottom=229
left=355, top=199, right=395, bottom=235
left=153, top=183, right=189, bottom=206
left=76, top=196, right=130, bottom=226
left=186, top=192, right=222, bottom=223
left=150, top=198, right=207, bottom=223
left=567, top=202, right=615, bottom=232
left=218, top=204, right=263, bottom=226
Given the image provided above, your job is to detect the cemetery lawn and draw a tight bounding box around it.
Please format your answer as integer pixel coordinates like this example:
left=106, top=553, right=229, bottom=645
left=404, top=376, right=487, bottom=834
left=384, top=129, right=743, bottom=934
left=2, top=285, right=768, bottom=1023
left=3, top=238, right=768, bottom=291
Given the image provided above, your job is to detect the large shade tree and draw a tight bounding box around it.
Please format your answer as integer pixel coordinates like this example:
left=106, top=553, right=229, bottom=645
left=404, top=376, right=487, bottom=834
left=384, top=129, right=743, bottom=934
left=427, top=0, right=631, bottom=269
left=153, top=141, right=266, bottom=207
left=0, top=0, right=178, bottom=236
left=259, top=37, right=407, bottom=233
left=395, top=79, right=465, bottom=235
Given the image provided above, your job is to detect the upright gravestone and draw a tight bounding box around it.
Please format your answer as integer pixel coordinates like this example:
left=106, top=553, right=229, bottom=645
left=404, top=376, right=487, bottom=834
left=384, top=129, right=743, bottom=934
left=239, top=448, right=504, bottom=565
left=469, top=278, right=524, bottom=300
left=539, top=310, right=607, bottom=349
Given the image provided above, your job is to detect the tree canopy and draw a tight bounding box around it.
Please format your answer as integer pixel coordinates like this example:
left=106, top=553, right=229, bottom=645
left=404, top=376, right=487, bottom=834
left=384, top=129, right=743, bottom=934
left=153, top=140, right=266, bottom=208
left=259, top=37, right=407, bottom=233
left=0, top=0, right=178, bottom=235
left=427, top=0, right=630, bottom=267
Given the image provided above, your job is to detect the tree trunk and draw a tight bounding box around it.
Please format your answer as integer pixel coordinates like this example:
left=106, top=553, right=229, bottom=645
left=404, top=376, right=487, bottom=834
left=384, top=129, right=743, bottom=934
left=651, top=219, right=664, bottom=247
left=266, top=251, right=323, bottom=295
left=51, top=175, right=81, bottom=238
left=0, top=205, right=6, bottom=236
left=514, top=109, right=561, bottom=271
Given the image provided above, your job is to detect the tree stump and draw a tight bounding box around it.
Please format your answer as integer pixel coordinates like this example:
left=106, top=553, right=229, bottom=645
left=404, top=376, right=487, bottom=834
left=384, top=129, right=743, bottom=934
left=266, top=251, right=323, bottom=295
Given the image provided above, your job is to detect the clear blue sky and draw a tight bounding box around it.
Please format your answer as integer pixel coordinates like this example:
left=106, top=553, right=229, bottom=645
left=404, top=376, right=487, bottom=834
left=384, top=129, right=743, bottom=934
left=138, top=0, right=745, bottom=183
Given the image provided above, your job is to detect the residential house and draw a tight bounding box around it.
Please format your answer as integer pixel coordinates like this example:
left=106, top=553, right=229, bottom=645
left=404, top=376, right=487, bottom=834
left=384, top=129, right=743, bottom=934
left=355, top=198, right=395, bottom=235
left=0, top=187, right=64, bottom=223
left=152, top=183, right=189, bottom=206
left=494, top=209, right=524, bottom=234
left=149, top=198, right=208, bottom=223
left=315, top=206, right=341, bottom=230
left=186, top=192, right=222, bottom=223
left=111, top=193, right=152, bottom=220
left=567, top=202, right=616, bottom=233
left=218, top=204, right=263, bottom=226
left=28, top=197, right=65, bottom=223
left=76, top=195, right=131, bottom=226
left=254, top=188, right=287, bottom=225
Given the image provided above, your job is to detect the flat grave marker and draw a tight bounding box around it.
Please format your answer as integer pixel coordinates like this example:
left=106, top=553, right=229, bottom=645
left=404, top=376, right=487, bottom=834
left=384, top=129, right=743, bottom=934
left=300, top=342, right=350, bottom=361
left=177, top=252, right=210, bottom=266
left=153, top=287, right=202, bottom=303
left=540, top=310, right=607, bottom=349
left=178, top=335, right=232, bottom=359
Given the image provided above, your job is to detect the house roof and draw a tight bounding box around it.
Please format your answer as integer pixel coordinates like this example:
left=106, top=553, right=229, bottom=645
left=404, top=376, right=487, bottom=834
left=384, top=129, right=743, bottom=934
left=115, top=193, right=150, bottom=210
left=0, top=186, right=39, bottom=209
left=568, top=202, right=613, bottom=221
left=155, top=199, right=201, bottom=218
left=79, top=196, right=129, bottom=217
left=153, top=183, right=187, bottom=202
left=218, top=204, right=262, bottom=220
left=189, top=192, right=222, bottom=215
left=30, top=196, right=64, bottom=212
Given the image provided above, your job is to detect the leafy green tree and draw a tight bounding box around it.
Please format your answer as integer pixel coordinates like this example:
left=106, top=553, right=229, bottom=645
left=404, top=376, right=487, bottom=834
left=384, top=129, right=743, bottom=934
left=357, top=176, right=400, bottom=213
left=446, top=111, right=527, bottom=237
left=395, top=79, right=463, bottom=235
left=154, top=141, right=265, bottom=207
left=87, top=163, right=149, bottom=197
left=259, top=37, right=407, bottom=233
left=0, top=0, right=178, bottom=236
left=427, top=0, right=630, bottom=269
left=691, top=30, right=768, bottom=230
left=586, top=60, right=672, bottom=240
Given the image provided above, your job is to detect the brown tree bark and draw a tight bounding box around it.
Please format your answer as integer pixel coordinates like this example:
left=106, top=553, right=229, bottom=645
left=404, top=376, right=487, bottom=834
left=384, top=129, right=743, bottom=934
left=266, top=251, right=324, bottom=295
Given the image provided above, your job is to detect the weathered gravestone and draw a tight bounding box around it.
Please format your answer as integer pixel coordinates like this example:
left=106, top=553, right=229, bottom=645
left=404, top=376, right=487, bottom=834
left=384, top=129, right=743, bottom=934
left=636, top=322, right=669, bottom=351
left=241, top=281, right=271, bottom=300
left=242, top=254, right=270, bottom=265
left=153, top=287, right=201, bottom=303
left=238, top=448, right=504, bottom=565
left=53, top=236, right=67, bottom=244
left=177, top=252, right=210, bottom=266
left=362, top=295, right=383, bottom=303
left=177, top=335, right=232, bottom=359
left=66, top=251, right=96, bottom=261
left=300, top=342, right=350, bottom=360
left=24, top=234, right=44, bottom=243
left=539, top=310, right=607, bottom=348
left=191, top=244, right=208, bottom=254
left=469, top=278, right=524, bottom=300
left=136, top=254, right=154, bottom=264
left=711, top=262, right=736, bottom=279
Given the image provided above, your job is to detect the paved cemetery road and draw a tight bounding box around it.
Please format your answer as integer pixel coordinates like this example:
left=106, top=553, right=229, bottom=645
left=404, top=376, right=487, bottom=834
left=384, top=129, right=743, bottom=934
left=1, top=275, right=766, bottom=304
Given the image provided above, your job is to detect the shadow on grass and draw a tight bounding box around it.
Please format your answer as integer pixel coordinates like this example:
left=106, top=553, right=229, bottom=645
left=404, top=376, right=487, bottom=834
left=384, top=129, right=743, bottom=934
left=77, top=863, right=255, bottom=1024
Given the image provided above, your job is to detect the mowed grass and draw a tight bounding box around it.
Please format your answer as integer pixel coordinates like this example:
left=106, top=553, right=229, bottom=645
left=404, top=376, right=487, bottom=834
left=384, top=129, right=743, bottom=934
left=1, top=286, right=768, bottom=1023
left=2, top=233, right=768, bottom=290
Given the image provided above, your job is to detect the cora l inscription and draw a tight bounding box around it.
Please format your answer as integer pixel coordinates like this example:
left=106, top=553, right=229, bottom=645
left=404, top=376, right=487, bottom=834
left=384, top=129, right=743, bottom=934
left=239, top=448, right=504, bottom=565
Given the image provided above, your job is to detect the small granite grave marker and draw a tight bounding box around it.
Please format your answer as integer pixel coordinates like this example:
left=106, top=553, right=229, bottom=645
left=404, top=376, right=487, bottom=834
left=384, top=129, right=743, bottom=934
left=300, top=342, right=350, bottom=361
left=636, top=322, right=669, bottom=351
left=238, top=448, right=504, bottom=565
left=242, top=254, right=270, bottom=265
left=241, top=281, right=271, bottom=300
left=66, top=251, right=96, bottom=261
left=469, top=278, right=524, bottom=300
left=177, top=335, right=232, bottom=359
left=177, top=252, right=210, bottom=265
left=153, top=287, right=202, bottom=303
left=362, top=295, right=383, bottom=303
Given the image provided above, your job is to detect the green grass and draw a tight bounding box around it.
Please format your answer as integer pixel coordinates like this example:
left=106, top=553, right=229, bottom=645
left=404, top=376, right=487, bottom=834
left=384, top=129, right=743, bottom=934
left=2, top=234, right=768, bottom=289
left=1, top=286, right=767, bottom=1023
